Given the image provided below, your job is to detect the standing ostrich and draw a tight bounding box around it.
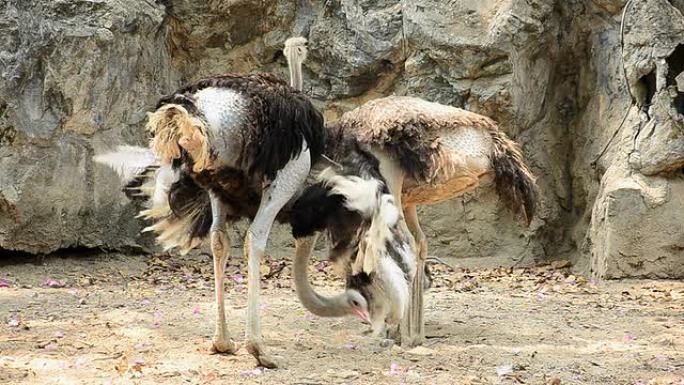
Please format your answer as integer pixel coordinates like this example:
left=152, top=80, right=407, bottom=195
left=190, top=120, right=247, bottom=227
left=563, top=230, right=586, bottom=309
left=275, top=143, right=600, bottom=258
left=284, top=37, right=538, bottom=346
left=97, top=72, right=324, bottom=368
left=95, top=72, right=421, bottom=365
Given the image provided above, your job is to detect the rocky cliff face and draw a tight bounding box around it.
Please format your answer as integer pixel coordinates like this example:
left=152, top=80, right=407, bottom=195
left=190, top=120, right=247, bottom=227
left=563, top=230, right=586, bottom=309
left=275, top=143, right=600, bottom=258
left=1, top=0, right=682, bottom=278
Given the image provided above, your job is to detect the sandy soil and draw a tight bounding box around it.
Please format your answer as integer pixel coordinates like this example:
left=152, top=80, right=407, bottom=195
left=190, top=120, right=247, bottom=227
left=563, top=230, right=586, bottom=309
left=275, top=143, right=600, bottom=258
left=1, top=251, right=683, bottom=385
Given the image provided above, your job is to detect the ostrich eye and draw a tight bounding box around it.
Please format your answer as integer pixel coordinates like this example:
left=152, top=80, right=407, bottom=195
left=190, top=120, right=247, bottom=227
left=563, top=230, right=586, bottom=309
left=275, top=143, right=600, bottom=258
left=350, top=300, right=359, bottom=307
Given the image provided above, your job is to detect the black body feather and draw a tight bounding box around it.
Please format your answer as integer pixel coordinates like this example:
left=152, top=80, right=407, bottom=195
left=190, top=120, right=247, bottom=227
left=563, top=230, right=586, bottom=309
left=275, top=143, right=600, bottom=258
left=326, top=120, right=433, bottom=182
left=158, top=73, right=326, bottom=181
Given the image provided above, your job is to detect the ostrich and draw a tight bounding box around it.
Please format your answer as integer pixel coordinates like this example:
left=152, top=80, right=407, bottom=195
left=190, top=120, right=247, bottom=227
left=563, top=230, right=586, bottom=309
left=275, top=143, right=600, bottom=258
left=284, top=37, right=538, bottom=346
left=95, top=72, right=420, bottom=366
left=96, top=72, right=324, bottom=368
left=289, top=144, right=417, bottom=337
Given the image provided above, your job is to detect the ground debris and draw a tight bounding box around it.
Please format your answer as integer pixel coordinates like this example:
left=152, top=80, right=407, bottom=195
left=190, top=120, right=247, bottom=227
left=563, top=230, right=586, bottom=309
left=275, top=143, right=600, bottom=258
left=1, top=253, right=683, bottom=385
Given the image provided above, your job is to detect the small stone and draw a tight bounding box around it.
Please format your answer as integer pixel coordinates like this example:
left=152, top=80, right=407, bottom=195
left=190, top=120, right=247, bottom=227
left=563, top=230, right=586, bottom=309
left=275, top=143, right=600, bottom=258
left=551, top=260, right=571, bottom=269
left=79, top=298, right=87, bottom=305
left=333, top=370, right=358, bottom=379
left=406, top=346, right=435, bottom=356
left=496, top=364, right=513, bottom=376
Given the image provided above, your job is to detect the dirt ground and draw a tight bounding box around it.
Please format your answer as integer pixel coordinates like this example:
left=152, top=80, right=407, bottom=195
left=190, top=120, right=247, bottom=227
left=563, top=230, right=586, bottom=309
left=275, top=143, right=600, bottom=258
left=1, top=250, right=683, bottom=385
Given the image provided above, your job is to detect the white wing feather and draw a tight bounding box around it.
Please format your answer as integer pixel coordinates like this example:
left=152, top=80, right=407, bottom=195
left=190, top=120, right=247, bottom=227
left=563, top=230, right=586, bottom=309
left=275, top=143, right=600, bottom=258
left=93, top=145, right=159, bottom=183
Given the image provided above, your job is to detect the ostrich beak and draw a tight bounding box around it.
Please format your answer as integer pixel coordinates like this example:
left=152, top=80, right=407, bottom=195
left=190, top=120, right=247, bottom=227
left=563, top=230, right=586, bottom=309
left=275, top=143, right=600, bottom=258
left=351, top=307, right=371, bottom=324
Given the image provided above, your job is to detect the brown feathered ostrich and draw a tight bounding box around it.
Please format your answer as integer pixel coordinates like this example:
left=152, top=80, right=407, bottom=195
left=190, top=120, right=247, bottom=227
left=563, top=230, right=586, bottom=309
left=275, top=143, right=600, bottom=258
left=95, top=72, right=420, bottom=366
left=285, top=37, right=538, bottom=346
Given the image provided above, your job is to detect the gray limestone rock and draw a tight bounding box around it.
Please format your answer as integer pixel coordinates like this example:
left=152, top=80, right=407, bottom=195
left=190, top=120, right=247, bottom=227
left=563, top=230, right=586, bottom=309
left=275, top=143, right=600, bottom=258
left=1, top=0, right=682, bottom=278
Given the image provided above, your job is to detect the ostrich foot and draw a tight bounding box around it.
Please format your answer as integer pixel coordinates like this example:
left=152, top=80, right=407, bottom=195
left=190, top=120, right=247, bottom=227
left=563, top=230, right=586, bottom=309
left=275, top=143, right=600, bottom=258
left=389, top=324, right=402, bottom=344
left=211, top=337, right=240, bottom=354
left=423, top=263, right=433, bottom=290
left=246, top=340, right=283, bottom=369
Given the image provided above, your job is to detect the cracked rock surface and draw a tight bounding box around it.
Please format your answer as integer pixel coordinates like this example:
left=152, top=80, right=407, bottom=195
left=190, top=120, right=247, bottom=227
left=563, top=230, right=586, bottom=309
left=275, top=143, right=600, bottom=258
left=1, top=0, right=682, bottom=278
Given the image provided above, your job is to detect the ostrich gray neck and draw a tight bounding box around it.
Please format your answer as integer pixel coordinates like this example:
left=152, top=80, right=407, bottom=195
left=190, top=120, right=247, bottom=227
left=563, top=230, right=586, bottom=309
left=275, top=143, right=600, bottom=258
left=293, top=236, right=352, bottom=317
left=285, top=46, right=305, bottom=92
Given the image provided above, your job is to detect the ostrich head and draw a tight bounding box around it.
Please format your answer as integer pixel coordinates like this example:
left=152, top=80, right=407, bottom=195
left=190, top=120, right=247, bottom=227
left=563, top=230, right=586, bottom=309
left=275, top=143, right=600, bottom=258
left=284, top=37, right=308, bottom=91
left=146, top=100, right=211, bottom=173
left=345, top=289, right=370, bottom=323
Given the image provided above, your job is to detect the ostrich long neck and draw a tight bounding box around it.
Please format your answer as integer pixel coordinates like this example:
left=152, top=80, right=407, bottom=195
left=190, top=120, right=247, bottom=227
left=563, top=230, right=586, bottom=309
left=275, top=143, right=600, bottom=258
left=293, top=236, right=351, bottom=317
left=284, top=43, right=305, bottom=91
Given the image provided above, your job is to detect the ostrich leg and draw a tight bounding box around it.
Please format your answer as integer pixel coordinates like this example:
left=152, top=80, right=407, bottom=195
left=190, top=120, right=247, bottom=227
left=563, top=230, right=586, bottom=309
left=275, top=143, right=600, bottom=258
left=244, top=147, right=311, bottom=368
left=402, top=204, right=426, bottom=347
left=209, top=192, right=240, bottom=354
left=377, top=152, right=420, bottom=344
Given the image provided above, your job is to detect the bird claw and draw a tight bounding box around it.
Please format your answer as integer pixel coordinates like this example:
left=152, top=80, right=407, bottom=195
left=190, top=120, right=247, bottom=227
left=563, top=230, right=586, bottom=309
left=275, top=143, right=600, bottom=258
left=246, top=341, right=284, bottom=369
left=211, top=338, right=240, bottom=354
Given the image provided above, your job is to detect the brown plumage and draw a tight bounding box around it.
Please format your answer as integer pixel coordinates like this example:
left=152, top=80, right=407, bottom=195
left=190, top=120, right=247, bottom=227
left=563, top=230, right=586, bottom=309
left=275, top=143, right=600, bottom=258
left=328, top=95, right=537, bottom=225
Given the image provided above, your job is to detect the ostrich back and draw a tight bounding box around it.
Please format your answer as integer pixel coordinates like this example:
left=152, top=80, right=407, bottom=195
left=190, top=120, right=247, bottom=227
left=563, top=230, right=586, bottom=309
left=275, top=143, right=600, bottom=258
left=158, top=72, right=326, bottom=181
left=327, top=96, right=498, bottom=185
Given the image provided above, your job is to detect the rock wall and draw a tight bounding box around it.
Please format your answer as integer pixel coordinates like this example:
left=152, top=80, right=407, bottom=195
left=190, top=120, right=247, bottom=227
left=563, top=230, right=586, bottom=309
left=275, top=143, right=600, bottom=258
left=1, top=0, right=682, bottom=278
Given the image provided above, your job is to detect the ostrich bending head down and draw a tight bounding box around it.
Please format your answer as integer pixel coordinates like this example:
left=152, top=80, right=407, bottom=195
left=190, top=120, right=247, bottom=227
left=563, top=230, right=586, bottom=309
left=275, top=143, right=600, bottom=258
left=95, top=70, right=418, bottom=366
left=284, top=37, right=539, bottom=346
left=290, top=145, right=416, bottom=336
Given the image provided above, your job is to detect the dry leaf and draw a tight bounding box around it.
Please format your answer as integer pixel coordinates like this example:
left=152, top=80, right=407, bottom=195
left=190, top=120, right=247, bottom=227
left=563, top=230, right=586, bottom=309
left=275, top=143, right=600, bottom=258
left=114, top=355, right=128, bottom=375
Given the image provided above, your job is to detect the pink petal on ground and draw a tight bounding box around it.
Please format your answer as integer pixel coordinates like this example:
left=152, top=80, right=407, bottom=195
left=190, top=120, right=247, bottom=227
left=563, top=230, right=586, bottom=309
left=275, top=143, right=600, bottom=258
left=44, top=342, right=58, bottom=351
left=315, top=261, right=327, bottom=272
left=655, top=355, right=669, bottom=362
left=55, top=331, right=65, bottom=339
left=239, top=368, right=263, bottom=377
left=134, top=342, right=152, bottom=352
left=0, top=279, right=10, bottom=288
left=259, top=303, right=268, bottom=311
left=388, top=362, right=403, bottom=376
left=232, top=274, right=244, bottom=284
left=72, top=357, right=89, bottom=369
left=625, top=334, right=635, bottom=342
left=141, top=299, right=151, bottom=306
left=133, top=357, right=145, bottom=365
left=343, top=343, right=358, bottom=350
left=67, top=288, right=78, bottom=296
left=7, top=318, right=20, bottom=327
left=45, top=279, right=62, bottom=288
left=192, top=306, right=201, bottom=315
left=150, top=310, right=163, bottom=328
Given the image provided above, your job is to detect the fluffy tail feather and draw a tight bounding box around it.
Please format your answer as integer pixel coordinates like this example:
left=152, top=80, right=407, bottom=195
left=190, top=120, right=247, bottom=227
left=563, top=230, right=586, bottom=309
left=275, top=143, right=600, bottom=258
left=93, top=145, right=159, bottom=184
left=489, top=130, right=538, bottom=226
left=94, top=146, right=210, bottom=254
left=142, top=172, right=211, bottom=254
